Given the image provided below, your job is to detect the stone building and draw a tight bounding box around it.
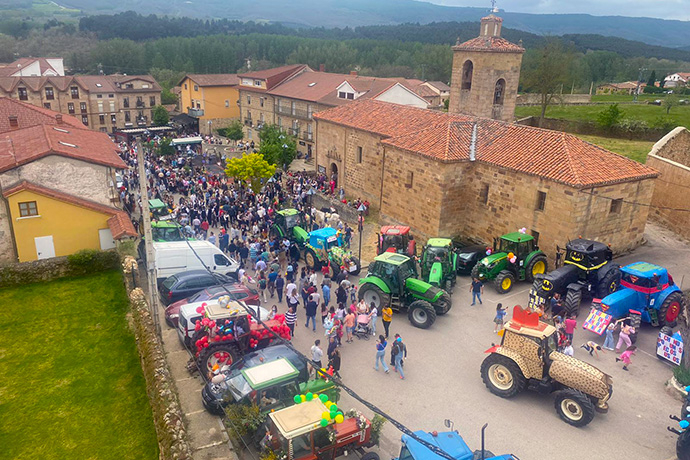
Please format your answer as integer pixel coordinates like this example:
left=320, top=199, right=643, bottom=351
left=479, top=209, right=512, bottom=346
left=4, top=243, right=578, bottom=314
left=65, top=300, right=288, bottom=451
left=0, top=74, right=161, bottom=133
left=647, top=127, right=690, bottom=239
left=0, top=98, right=135, bottom=262
left=448, top=14, right=523, bottom=122
left=314, top=99, right=658, bottom=258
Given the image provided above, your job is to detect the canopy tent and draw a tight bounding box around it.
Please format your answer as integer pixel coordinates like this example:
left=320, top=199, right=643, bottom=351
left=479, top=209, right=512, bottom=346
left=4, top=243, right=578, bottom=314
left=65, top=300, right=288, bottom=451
left=171, top=136, right=203, bottom=146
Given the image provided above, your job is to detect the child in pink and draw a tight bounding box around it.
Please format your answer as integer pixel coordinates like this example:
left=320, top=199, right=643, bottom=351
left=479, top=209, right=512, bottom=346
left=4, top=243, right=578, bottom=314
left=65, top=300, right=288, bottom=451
left=616, top=345, right=637, bottom=371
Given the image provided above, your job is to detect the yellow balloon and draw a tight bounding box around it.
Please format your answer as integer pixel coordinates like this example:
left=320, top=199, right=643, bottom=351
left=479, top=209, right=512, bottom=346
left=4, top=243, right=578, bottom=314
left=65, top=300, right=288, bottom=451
left=335, top=414, right=344, bottom=424
left=325, top=401, right=333, bottom=408
left=322, top=411, right=330, bottom=420
left=301, top=395, right=306, bottom=402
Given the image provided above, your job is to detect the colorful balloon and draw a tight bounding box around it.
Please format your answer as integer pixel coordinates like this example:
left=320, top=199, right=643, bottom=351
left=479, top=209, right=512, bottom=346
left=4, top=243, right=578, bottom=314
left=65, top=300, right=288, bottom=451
left=320, top=419, right=328, bottom=427
left=322, top=411, right=330, bottom=420
left=334, top=414, right=344, bottom=424
left=319, top=394, right=328, bottom=402
left=294, top=395, right=301, bottom=404
left=301, top=395, right=307, bottom=402
left=306, top=392, right=313, bottom=401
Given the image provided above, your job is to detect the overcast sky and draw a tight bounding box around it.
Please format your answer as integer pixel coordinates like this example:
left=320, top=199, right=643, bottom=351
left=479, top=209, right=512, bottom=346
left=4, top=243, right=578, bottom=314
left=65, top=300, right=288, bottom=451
left=423, top=0, right=690, bottom=21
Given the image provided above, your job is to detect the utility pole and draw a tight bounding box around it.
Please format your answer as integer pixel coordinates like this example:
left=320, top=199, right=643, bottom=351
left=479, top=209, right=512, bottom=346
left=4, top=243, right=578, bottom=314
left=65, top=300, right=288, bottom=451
left=634, top=67, right=647, bottom=102
left=357, top=204, right=365, bottom=265
left=137, top=135, right=161, bottom=336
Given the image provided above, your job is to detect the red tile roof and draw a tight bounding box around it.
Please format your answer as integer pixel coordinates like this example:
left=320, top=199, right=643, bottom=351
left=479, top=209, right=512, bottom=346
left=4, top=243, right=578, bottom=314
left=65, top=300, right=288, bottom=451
left=0, top=75, right=160, bottom=94
left=0, top=97, right=83, bottom=133
left=238, top=64, right=308, bottom=90
left=315, top=99, right=658, bottom=188
left=453, top=36, right=524, bottom=53
left=3, top=181, right=136, bottom=239
left=183, top=74, right=239, bottom=87
left=0, top=123, right=125, bottom=173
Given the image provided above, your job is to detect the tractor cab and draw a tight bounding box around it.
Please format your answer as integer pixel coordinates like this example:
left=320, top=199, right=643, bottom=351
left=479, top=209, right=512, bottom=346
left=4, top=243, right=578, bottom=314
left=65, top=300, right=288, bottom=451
left=151, top=221, right=184, bottom=242
left=421, top=238, right=457, bottom=291
left=149, top=198, right=173, bottom=220
left=368, top=253, right=418, bottom=297
left=563, top=239, right=613, bottom=271
left=273, top=209, right=308, bottom=246
left=263, top=399, right=376, bottom=460
left=308, top=227, right=343, bottom=252
left=397, top=428, right=515, bottom=460
left=494, top=233, right=537, bottom=264
left=378, top=226, right=416, bottom=257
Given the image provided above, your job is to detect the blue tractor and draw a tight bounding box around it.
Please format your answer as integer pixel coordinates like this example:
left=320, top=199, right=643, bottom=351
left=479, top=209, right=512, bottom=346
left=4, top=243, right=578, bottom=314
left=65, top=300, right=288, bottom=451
left=599, top=261, right=684, bottom=327
left=396, top=421, right=517, bottom=460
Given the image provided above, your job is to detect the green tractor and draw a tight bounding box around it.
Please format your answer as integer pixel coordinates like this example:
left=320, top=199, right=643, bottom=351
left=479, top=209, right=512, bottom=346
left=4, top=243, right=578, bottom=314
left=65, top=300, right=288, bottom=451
left=139, top=199, right=184, bottom=242
left=270, top=208, right=309, bottom=248
left=358, top=252, right=451, bottom=329
left=420, top=238, right=457, bottom=294
left=471, top=232, right=548, bottom=294
left=303, top=227, right=361, bottom=277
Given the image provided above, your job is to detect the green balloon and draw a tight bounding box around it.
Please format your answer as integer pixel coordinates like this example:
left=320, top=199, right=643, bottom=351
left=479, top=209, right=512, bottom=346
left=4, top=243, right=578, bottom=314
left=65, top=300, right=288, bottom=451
left=294, top=395, right=301, bottom=404
left=320, top=419, right=328, bottom=427
left=330, top=404, right=338, bottom=413
left=319, top=394, right=328, bottom=402
left=306, top=392, right=314, bottom=401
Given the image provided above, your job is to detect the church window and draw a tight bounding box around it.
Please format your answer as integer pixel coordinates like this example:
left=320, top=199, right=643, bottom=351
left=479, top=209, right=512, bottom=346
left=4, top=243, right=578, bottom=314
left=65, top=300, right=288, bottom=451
left=461, top=61, right=473, bottom=90
left=405, top=171, right=414, bottom=188
left=536, top=191, right=546, bottom=211
left=480, top=184, right=489, bottom=205
left=494, top=79, right=506, bottom=105
left=357, top=146, right=363, bottom=164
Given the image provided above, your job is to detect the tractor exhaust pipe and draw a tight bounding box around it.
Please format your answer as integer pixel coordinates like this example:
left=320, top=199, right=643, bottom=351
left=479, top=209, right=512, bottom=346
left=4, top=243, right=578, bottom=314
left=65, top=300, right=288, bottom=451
left=481, top=423, right=488, bottom=460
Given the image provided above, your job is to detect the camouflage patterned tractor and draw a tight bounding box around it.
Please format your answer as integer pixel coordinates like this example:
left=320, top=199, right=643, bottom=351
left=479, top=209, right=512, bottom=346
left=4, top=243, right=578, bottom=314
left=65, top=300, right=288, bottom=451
left=528, top=239, right=621, bottom=317
left=471, top=232, right=548, bottom=294
left=303, top=227, right=361, bottom=277
left=480, top=306, right=613, bottom=427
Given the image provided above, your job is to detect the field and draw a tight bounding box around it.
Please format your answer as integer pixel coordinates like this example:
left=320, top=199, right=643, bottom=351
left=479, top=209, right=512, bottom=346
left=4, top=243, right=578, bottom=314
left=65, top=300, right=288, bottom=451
left=573, top=134, right=655, bottom=163
left=515, top=100, right=690, bottom=129
left=0, top=271, right=158, bottom=460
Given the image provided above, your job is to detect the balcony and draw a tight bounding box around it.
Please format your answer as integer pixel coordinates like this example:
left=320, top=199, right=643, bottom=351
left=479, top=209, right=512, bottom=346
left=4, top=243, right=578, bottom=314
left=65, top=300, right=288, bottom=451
left=188, top=108, right=204, bottom=118
left=288, top=128, right=300, bottom=137
left=136, top=100, right=145, bottom=108
left=301, top=132, right=314, bottom=142
left=276, top=105, right=312, bottom=120
left=136, top=116, right=148, bottom=126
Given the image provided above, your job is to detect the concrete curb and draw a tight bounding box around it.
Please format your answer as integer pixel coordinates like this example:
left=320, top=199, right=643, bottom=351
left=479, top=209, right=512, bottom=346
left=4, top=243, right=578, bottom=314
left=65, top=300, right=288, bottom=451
left=667, top=375, right=688, bottom=402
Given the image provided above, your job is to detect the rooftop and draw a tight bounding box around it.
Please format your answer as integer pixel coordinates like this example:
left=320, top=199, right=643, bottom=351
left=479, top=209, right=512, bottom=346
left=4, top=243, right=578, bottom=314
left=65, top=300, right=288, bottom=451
left=183, top=74, right=239, bottom=87
left=453, top=36, right=524, bottom=53
left=0, top=97, right=83, bottom=133
left=374, top=252, right=411, bottom=266
left=238, top=64, right=308, bottom=91
left=314, top=100, right=658, bottom=188
left=0, top=74, right=161, bottom=94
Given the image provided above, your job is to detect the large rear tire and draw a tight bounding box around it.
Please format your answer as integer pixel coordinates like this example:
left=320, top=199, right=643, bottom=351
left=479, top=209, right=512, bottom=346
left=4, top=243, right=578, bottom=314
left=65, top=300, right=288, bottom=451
left=349, top=256, right=361, bottom=276
left=480, top=353, right=526, bottom=398
left=358, top=283, right=388, bottom=311
left=553, top=388, right=596, bottom=427
left=361, top=452, right=380, bottom=460
left=494, top=270, right=515, bottom=294
left=595, top=266, right=621, bottom=299
left=678, top=429, right=690, bottom=460
left=659, top=292, right=684, bottom=327
left=197, top=343, right=240, bottom=377
left=526, top=254, right=548, bottom=282
left=470, top=263, right=481, bottom=280
left=304, top=248, right=320, bottom=271
left=434, top=291, right=452, bottom=315
left=563, top=288, right=583, bottom=317
left=407, top=300, right=437, bottom=329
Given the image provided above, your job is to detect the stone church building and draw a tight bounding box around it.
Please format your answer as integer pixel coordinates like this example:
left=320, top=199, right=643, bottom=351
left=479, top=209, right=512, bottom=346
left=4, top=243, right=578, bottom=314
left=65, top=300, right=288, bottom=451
left=313, top=15, right=658, bottom=257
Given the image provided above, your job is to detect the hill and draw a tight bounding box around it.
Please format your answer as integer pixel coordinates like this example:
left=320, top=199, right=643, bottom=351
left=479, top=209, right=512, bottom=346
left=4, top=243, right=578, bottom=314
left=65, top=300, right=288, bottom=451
left=54, top=0, right=690, bottom=47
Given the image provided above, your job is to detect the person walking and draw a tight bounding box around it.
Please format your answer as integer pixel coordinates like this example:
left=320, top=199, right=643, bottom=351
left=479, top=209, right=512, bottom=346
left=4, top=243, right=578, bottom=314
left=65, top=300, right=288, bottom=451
left=369, top=303, right=378, bottom=336
left=285, top=305, right=297, bottom=338
left=322, top=282, right=331, bottom=307
left=602, top=321, right=617, bottom=351
left=564, top=314, right=577, bottom=343
left=305, top=294, right=318, bottom=331
left=381, top=304, right=393, bottom=339
left=258, top=270, right=268, bottom=303
left=392, top=336, right=407, bottom=379
left=267, top=268, right=278, bottom=299
left=470, top=277, right=483, bottom=305
left=374, top=335, right=390, bottom=373
left=344, top=308, right=355, bottom=343
left=328, top=349, right=342, bottom=378
left=311, top=339, right=323, bottom=371
left=615, top=322, right=635, bottom=352
left=616, top=345, right=637, bottom=371
left=493, top=303, right=507, bottom=333
left=275, top=273, right=285, bottom=303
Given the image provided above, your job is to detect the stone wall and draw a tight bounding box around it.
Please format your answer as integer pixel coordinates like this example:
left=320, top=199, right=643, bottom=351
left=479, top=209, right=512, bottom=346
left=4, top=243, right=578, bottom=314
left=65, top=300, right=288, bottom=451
left=516, top=94, right=591, bottom=106
left=311, top=193, right=359, bottom=223
left=647, top=127, right=690, bottom=239
left=239, top=89, right=275, bottom=142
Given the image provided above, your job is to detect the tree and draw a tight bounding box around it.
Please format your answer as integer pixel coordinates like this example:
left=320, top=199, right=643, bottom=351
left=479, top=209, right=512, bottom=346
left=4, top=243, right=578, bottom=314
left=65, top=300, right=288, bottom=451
left=521, top=39, right=575, bottom=127
left=664, top=92, right=679, bottom=115
left=647, top=70, right=657, bottom=87
left=220, top=120, right=244, bottom=143
left=596, top=104, right=624, bottom=130
left=225, top=152, right=276, bottom=193
left=156, top=137, right=175, bottom=156
left=161, top=88, right=178, bottom=105
left=152, top=105, right=169, bottom=126
left=258, top=124, right=297, bottom=169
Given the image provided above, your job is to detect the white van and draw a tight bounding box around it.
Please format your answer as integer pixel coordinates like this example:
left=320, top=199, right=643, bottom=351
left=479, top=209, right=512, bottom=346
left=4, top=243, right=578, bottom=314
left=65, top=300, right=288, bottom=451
left=151, top=240, right=240, bottom=283
left=177, top=300, right=269, bottom=348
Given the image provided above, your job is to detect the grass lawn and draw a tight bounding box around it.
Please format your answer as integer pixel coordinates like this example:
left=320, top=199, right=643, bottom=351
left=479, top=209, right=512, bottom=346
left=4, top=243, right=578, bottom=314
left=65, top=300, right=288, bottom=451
left=0, top=271, right=158, bottom=460
left=515, top=102, right=690, bottom=129
left=573, top=135, right=655, bottom=164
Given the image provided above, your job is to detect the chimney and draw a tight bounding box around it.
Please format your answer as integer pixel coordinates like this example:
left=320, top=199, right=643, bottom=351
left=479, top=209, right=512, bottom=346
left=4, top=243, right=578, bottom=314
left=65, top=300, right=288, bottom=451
left=469, top=122, right=478, bottom=161
left=55, top=114, right=63, bottom=124
left=319, top=64, right=325, bottom=72
left=350, top=70, right=358, bottom=76
left=8, top=115, right=18, bottom=128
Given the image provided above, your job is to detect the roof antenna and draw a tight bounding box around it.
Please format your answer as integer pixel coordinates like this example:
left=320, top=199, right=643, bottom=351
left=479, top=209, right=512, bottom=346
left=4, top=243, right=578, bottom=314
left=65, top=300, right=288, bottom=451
left=469, top=122, right=478, bottom=162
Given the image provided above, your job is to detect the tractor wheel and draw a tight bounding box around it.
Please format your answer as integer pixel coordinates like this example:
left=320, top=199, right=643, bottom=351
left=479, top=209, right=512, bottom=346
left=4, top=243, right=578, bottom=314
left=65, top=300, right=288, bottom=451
left=434, top=291, right=452, bottom=315
left=470, top=263, right=481, bottom=280
left=494, top=271, right=515, bottom=294
left=595, top=267, right=621, bottom=299
left=563, top=288, right=583, bottom=317
left=553, top=388, right=596, bottom=427
left=197, top=343, right=240, bottom=378
left=349, top=256, right=361, bottom=276
left=304, top=248, right=320, bottom=271
left=358, top=284, right=388, bottom=311
left=269, top=227, right=281, bottom=242
left=328, top=262, right=341, bottom=279
left=407, top=300, right=437, bottom=329
left=678, top=429, right=690, bottom=460
left=445, top=279, right=453, bottom=296
left=480, top=353, right=526, bottom=398
left=360, top=452, right=380, bottom=460
left=526, top=255, right=548, bottom=282
left=659, top=292, right=684, bottom=327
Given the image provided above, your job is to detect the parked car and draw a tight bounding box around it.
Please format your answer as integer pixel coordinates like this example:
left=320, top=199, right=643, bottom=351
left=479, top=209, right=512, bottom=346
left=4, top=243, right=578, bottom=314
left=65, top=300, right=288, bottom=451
left=158, top=270, right=233, bottom=306
left=165, top=283, right=260, bottom=327
left=454, top=243, right=487, bottom=275
left=177, top=300, right=269, bottom=348
left=141, top=240, right=240, bottom=284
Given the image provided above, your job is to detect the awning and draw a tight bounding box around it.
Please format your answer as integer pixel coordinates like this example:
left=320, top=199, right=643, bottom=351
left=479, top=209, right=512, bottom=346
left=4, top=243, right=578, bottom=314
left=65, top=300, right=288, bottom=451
left=172, top=136, right=203, bottom=145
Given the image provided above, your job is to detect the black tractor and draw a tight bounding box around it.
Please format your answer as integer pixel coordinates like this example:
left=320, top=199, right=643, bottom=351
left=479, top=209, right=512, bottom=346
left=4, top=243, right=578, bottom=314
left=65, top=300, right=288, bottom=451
left=528, top=239, right=621, bottom=317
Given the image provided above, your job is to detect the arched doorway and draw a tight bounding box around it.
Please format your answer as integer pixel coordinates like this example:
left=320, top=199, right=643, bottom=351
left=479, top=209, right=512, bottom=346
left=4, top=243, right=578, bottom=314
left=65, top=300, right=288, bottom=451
left=330, top=163, right=338, bottom=189
left=461, top=60, right=473, bottom=90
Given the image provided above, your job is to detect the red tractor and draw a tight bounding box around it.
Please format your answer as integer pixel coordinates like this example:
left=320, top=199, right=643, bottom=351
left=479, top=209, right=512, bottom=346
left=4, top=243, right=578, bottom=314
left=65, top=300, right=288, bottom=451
left=377, top=226, right=416, bottom=258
